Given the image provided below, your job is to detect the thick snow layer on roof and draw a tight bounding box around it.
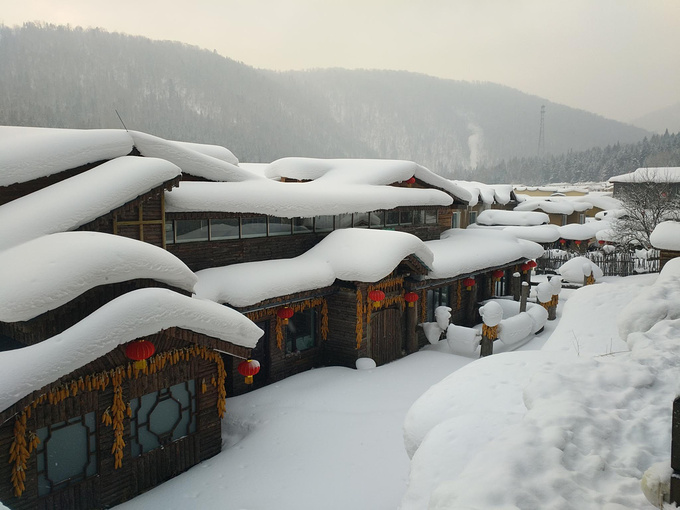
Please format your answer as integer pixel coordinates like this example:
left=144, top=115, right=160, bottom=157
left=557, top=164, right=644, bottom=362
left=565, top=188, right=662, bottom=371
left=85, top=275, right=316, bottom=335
left=502, top=224, right=561, bottom=243
left=514, top=199, right=579, bottom=215
left=476, top=209, right=549, bottom=227
left=0, top=126, right=133, bottom=186
left=557, top=222, right=606, bottom=241
left=171, top=140, right=239, bottom=166
left=0, top=232, right=197, bottom=322
left=165, top=178, right=453, bottom=217
left=129, top=131, right=259, bottom=182
left=0, top=156, right=180, bottom=251
left=263, top=157, right=473, bottom=204
left=195, top=229, right=433, bottom=307
left=0, top=288, right=263, bottom=412
left=424, top=229, right=543, bottom=280
left=650, top=221, right=680, bottom=250
left=610, top=167, right=680, bottom=183
left=558, top=257, right=604, bottom=283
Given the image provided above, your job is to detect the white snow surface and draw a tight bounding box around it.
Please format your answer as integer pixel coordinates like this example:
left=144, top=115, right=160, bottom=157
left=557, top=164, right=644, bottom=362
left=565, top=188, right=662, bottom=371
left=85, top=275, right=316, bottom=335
left=0, top=156, right=181, bottom=251
left=0, top=126, right=133, bottom=186
left=502, top=224, right=561, bottom=243
left=0, top=288, right=263, bottom=412
left=195, top=229, right=434, bottom=307
left=650, top=221, right=680, bottom=251
left=0, top=232, right=197, bottom=322
left=425, top=228, right=543, bottom=280
left=170, top=140, right=239, bottom=166
left=558, top=256, right=605, bottom=283
left=475, top=209, right=549, bottom=226
left=610, top=167, right=680, bottom=183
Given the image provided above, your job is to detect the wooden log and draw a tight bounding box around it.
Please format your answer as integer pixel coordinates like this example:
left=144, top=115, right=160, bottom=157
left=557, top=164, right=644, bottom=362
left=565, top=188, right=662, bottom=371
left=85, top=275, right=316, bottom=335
left=671, top=396, right=680, bottom=504
left=520, top=282, right=529, bottom=313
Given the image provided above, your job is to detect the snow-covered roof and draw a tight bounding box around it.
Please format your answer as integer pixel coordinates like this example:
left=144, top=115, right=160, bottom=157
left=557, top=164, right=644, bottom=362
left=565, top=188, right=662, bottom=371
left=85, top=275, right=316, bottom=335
left=476, top=210, right=549, bottom=227
left=0, top=288, right=264, bottom=412
left=0, top=156, right=181, bottom=251
left=195, top=229, right=433, bottom=307
left=514, top=197, right=592, bottom=215
left=452, top=182, right=515, bottom=207
left=557, top=222, right=607, bottom=241
left=650, top=221, right=680, bottom=251
left=0, top=232, right=198, bottom=322
left=501, top=225, right=561, bottom=244
left=423, top=229, right=544, bottom=280
left=609, top=167, right=680, bottom=183
left=165, top=174, right=454, bottom=217
left=0, top=126, right=133, bottom=186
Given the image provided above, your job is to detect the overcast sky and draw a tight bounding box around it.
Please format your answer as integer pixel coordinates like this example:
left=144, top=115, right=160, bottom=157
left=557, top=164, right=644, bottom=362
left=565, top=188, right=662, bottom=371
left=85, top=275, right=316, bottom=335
left=2, top=0, right=679, bottom=123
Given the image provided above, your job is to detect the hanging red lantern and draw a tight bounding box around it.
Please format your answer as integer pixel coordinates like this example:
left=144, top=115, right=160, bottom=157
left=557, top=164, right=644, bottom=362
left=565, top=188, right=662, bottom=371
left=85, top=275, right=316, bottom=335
left=125, top=339, right=156, bottom=369
left=462, top=277, right=476, bottom=290
left=520, top=263, right=531, bottom=272
left=574, top=240, right=582, bottom=246
left=598, top=240, right=605, bottom=245
left=404, top=292, right=419, bottom=307
left=237, top=359, right=261, bottom=385
left=405, top=176, right=416, bottom=185
left=368, top=290, right=386, bottom=302
left=527, top=260, right=537, bottom=269
left=277, top=306, right=294, bottom=324
left=559, top=239, right=566, bottom=245
left=492, top=269, right=504, bottom=280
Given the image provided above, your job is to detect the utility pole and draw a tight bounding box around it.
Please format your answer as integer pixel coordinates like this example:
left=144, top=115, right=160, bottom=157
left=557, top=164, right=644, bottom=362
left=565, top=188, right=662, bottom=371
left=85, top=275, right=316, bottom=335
left=537, top=105, right=545, bottom=157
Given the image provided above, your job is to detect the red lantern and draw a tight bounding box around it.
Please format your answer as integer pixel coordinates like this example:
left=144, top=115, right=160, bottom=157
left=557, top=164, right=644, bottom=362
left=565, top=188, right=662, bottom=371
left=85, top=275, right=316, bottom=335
left=520, top=263, right=531, bottom=272
left=406, top=176, right=416, bottom=185
left=237, top=359, right=261, bottom=385
left=125, top=340, right=155, bottom=369
left=492, top=269, right=504, bottom=280
left=404, top=292, right=419, bottom=307
left=559, top=239, right=566, bottom=245
left=598, top=240, right=605, bottom=245
left=527, top=260, right=537, bottom=269
left=277, top=306, right=294, bottom=324
left=575, top=240, right=582, bottom=246
left=368, top=290, right=386, bottom=302
left=462, top=277, right=476, bottom=290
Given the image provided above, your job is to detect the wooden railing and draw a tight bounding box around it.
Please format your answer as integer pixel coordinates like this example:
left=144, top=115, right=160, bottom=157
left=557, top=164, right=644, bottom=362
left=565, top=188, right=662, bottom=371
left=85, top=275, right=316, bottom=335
left=536, top=249, right=660, bottom=277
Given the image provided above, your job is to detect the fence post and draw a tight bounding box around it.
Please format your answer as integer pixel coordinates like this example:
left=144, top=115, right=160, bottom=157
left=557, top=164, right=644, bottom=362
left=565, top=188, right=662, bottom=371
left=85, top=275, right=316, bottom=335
left=513, top=272, right=521, bottom=301
left=520, top=282, right=529, bottom=313
left=672, top=396, right=680, bottom=504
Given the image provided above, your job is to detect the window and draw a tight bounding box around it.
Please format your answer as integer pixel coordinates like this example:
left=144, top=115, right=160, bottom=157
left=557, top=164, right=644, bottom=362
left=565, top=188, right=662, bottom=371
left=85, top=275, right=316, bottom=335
left=579, top=213, right=586, bottom=225
left=468, top=211, right=478, bottom=225
left=336, top=213, right=352, bottom=229
left=268, top=217, right=292, bottom=236
left=175, top=220, right=209, bottom=243
left=285, top=308, right=317, bottom=353
left=426, top=286, right=450, bottom=322
left=353, top=212, right=369, bottom=228
left=130, top=380, right=197, bottom=457
left=37, top=413, right=97, bottom=496
left=385, top=211, right=400, bottom=227
left=412, top=210, right=423, bottom=225
left=210, top=218, right=240, bottom=240
left=314, top=215, right=334, bottom=232
left=400, top=210, right=413, bottom=225
left=425, top=210, right=438, bottom=225
left=293, top=217, right=314, bottom=234
left=241, top=217, right=267, bottom=238
left=451, top=211, right=460, bottom=229
left=369, top=211, right=385, bottom=228
left=494, top=276, right=506, bottom=297
left=165, top=221, right=175, bottom=244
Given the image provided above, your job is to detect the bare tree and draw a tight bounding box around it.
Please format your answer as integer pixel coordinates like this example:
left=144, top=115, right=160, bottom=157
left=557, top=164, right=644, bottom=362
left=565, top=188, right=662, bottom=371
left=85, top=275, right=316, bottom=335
left=611, top=169, right=680, bottom=248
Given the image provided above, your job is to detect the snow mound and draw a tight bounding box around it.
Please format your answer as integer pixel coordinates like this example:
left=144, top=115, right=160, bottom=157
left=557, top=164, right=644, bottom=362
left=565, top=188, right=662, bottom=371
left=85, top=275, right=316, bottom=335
left=558, top=256, right=604, bottom=283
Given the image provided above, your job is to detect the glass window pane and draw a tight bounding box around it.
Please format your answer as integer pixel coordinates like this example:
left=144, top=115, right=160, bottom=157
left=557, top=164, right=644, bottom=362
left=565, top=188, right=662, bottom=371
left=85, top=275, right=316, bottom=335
left=353, top=212, right=369, bottom=228
left=412, top=210, right=423, bottom=225
left=425, top=210, right=438, bottom=224
left=293, top=217, right=314, bottom=234
left=176, top=220, right=209, bottom=243
left=242, top=217, right=267, bottom=238
left=336, top=214, right=352, bottom=229
left=268, top=217, right=292, bottom=236
left=165, top=221, right=175, bottom=244
left=314, top=215, right=334, bottom=232
left=210, top=218, right=240, bottom=240
left=286, top=309, right=316, bottom=353
left=369, top=211, right=385, bottom=228
left=451, top=212, right=460, bottom=229
left=385, top=211, right=400, bottom=226
left=400, top=211, right=413, bottom=225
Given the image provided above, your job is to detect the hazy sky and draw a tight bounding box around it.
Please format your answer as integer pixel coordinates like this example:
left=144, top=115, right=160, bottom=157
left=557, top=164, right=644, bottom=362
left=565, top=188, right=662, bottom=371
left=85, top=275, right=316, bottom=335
left=2, top=0, right=679, bottom=123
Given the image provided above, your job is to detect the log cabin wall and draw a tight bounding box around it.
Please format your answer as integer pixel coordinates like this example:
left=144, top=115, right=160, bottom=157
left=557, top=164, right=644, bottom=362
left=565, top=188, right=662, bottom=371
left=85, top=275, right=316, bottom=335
left=660, top=249, right=680, bottom=269
left=0, top=330, right=227, bottom=510
left=0, top=280, right=191, bottom=347
left=324, top=287, right=367, bottom=368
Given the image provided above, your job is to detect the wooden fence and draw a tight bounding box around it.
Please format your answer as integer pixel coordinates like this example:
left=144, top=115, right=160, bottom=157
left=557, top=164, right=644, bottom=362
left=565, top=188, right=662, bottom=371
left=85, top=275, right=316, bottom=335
left=536, top=249, right=660, bottom=277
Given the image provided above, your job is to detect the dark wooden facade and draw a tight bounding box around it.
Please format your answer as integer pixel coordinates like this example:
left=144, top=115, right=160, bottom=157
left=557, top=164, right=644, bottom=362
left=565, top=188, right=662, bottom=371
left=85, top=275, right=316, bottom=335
left=0, top=328, right=247, bottom=510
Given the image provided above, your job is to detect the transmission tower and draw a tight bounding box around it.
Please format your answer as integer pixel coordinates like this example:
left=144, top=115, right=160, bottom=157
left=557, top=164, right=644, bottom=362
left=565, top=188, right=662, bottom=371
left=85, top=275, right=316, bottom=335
left=537, top=105, right=546, bottom=157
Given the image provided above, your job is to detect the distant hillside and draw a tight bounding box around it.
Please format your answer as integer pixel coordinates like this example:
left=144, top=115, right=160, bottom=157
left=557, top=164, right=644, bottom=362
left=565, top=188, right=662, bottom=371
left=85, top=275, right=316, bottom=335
left=0, top=23, right=651, bottom=180
left=632, top=102, right=680, bottom=134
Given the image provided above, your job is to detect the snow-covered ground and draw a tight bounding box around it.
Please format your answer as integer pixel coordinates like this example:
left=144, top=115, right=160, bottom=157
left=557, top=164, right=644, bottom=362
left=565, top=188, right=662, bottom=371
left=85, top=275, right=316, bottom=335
left=113, top=269, right=676, bottom=510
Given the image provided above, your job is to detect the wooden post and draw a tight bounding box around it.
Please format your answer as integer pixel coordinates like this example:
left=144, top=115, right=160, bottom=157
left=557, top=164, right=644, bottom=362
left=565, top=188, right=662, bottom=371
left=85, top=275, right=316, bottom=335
left=520, top=282, right=529, bottom=313
left=512, top=272, right=521, bottom=301
left=480, top=331, right=493, bottom=357
left=548, top=295, right=558, bottom=321
left=671, top=396, right=680, bottom=504
left=405, top=301, right=418, bottom=354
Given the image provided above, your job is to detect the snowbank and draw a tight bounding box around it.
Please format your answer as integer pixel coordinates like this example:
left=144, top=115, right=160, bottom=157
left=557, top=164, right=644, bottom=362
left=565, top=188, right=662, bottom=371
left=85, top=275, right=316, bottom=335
left=0, top=232, right=197, bottom=322
left=476, top=209, right=549, bottom=226
left=650, top=221, right=680, bottom=251
left=558, top=256, right=604, bottom=283
left=0, top=288, right=264, bottom=411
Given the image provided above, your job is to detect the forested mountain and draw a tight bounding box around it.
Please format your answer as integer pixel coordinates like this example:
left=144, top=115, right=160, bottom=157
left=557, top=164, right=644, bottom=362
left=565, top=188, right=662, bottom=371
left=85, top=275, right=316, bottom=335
left=631, top=102, right=680, bottom=135
left=0, top=23, right=654, bottom=181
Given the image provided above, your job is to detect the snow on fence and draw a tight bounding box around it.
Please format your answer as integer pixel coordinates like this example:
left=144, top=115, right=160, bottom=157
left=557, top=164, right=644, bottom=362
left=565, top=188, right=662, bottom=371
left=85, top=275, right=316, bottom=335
left=537, top=248, right=660, bottom=277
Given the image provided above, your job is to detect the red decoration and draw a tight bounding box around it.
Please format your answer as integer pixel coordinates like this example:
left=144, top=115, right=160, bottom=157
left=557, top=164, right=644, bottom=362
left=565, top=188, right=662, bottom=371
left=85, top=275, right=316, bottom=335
left=404, top=292, right=419, bottom=307
left=368, top=290, right=386, bottom=302
left=237, top=359, right=261, bottom=385
left=598, top=240, right=605, bottom=245
left=559, top=239, right=566, bottom=245
left=405, top=176, right=416, bottom=185
left=520, top=263, right=531, bottom=272
left=527, top=260, right=537, bottom=269
left=125, top=340, right=156, bottom=369
left=575, top=240, right=582, bottom=246
left=492, top=269, right=504, bottom=279
left=462, top=277, right=476, bottom=290
left=277, top=306, right=294, bottom=324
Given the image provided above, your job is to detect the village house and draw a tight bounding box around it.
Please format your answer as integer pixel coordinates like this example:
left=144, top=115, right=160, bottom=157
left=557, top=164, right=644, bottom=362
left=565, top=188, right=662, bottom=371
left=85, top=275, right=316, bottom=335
left=0, top=126, right=542, bottom=508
